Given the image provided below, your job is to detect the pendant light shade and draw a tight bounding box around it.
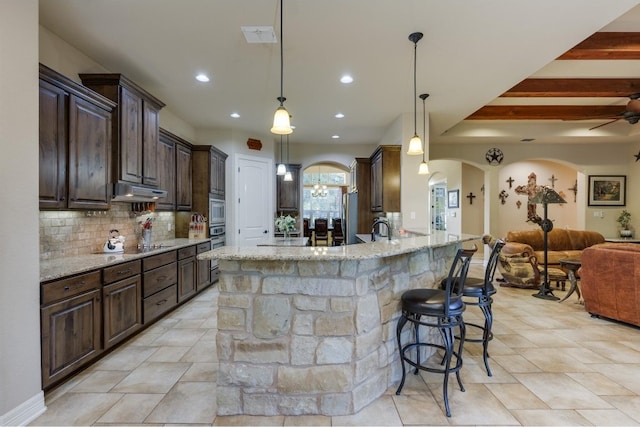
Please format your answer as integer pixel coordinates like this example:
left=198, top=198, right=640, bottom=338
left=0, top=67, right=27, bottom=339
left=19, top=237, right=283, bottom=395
left=271, top=0, right=293, bottom=135
left=407, top=32, right=423, bottom=155
left=418, top=93, right=430, bottom=175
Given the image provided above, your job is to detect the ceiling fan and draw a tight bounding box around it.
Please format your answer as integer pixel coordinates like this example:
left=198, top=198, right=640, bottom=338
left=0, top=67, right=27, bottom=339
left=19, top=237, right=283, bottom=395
left=584, top=93, right=640, bottom=130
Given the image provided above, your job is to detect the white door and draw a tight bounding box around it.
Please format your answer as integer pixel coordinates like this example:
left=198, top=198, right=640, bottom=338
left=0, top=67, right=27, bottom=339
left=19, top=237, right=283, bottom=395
left=236, top=154, right=273, bottom=246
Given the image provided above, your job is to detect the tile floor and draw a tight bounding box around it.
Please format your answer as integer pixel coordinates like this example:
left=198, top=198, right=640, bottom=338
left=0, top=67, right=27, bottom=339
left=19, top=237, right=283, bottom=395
left=30, top=262, right=640, bottom=426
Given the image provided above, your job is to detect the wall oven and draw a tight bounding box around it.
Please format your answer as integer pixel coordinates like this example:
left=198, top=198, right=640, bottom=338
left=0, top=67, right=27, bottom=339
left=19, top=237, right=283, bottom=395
left=209, top=226, right=225, bottom=272
left=209, top=198, right=225, bottom=226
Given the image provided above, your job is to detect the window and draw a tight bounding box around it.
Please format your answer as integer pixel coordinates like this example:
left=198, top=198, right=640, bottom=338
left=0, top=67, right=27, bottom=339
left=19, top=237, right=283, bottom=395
left=302, top=169, right=347, bottom=225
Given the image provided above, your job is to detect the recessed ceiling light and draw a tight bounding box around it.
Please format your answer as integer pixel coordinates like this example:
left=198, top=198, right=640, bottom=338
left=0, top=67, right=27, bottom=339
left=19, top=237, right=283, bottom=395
left=340, top=74, right=353, bottom=84
left=332, top=135, right=340, bottom=139
left=195, top=73, right=210, bottom=82
left=334, top=113, right=345, bottom=119
left=230, top=113, right=240, bottom=118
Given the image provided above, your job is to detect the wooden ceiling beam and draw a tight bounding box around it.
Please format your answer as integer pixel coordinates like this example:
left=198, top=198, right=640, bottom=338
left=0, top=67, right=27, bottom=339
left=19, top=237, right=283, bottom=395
left=558, top=32, right=640, bottom=60
left=467, top=105, right=625, bottom=120
left=502, top=78, right=640, bottom=97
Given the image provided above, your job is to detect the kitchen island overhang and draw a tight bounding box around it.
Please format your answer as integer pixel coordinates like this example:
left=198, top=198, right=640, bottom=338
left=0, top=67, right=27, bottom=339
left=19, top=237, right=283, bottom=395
left=197, top=232, right=479, bottom=416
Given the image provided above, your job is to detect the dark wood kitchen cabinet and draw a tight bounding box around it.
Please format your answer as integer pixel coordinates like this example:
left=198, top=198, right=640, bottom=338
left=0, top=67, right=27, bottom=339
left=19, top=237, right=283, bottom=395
left=40, top=270, right=102, bottom=388
left=102, top=260, right=142, bottom=349
left=39, top=64, right=115, bottom=210
left=79, top=73, right=165, bottom=187
left=370, top=145, right=401, bottom=213
left=177, top=245, right=197, bottom=303
left=276, top=163, right=301, bottom=214
left=349, top=158, right=374, bottom=233
left=196, top=241, right=212, bottom=291
left=176, top=141, right=193, bottom=211
left=156, top=128, right=193, bottom=211
left=210, top=147, right=227, bottom=199
left=142, top=251, right=178, bottom=324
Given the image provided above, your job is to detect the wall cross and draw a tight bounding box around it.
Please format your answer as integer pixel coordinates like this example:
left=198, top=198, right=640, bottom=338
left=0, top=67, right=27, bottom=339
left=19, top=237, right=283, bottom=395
left=466, top=192, right=476, bottom=205
left=549, top=174, right=558, bottom=188
left=506, top=176, right=515, bottom=189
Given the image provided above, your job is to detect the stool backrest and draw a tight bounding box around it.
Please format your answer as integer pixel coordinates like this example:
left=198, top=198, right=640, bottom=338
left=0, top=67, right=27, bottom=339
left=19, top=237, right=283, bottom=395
left=484, top=239, right=505, bottom=288
left=443, top=246, right=477, bottom=313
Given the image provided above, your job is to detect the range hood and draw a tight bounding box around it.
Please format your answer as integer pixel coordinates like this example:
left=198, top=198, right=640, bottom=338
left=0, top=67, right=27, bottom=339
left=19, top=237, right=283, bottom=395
left=111, top=183, right=167, bottom=202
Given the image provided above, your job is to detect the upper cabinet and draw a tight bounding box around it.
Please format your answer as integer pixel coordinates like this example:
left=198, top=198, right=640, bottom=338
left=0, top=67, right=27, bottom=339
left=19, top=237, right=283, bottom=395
left=192, top=144, right=227, bottom=210
left=39, top=64, right=116, bottom=210
left=370, top=145, right=401, bottom=213
left=210, top=147, right=227, bottom=200
left=157, top=128, right=192, bottom=212
left=276, top=164, right=301, bottom=214
left=349, top=158, right=374, bottom=233
left=79, top=73, right=165, bottom=187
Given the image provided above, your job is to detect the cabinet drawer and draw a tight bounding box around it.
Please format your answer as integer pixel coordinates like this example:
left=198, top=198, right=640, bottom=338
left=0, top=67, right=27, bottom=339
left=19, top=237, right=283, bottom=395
left=41, top=270, right=102, bottom=306
left=178, top=245, right=196, bottom=260
left=103, top=260, right=141, bottom=284
left=143, top=284, right=177, bottom=324
left=143, top=250, right=177, bottom=271
left=143, top=262, right=177, bottom=297
left=196, top=241, right=211, bottom=253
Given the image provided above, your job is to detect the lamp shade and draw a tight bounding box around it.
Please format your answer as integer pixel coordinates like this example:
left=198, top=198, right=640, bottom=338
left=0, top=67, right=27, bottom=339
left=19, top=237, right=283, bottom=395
left=407, top=134, right=423, bottom=155
left=283, top=171, right=293, bottom=182
left=529, top=186, right=567, bottom=205
left=271, top=106, right=292, bottom=134
left=418, top=161, right=429, bottom=175
left=276, top=163, right=287, bottom=175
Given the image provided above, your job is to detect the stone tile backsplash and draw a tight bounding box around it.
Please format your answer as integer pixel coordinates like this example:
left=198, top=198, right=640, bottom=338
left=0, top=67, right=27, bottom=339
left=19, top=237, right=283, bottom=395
left=40, top=203, right=175, bottom=260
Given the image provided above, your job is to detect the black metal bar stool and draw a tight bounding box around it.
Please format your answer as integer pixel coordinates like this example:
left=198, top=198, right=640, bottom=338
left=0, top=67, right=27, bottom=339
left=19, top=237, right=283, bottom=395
left=459, top=237, right=505, bottom=376
left=395, top=246, right=476, bottom=417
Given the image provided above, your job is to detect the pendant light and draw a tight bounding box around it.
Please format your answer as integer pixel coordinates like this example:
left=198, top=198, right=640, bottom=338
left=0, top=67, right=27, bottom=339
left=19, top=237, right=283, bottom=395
left=271, top=0, right=293, bottom=135
left=418, top=93, right=430, bottom=175
left=407, top=32, right=423, bottom=155
left=276, top=135, right=286, bottom=175
left=283, top=134, right=293, bottom=181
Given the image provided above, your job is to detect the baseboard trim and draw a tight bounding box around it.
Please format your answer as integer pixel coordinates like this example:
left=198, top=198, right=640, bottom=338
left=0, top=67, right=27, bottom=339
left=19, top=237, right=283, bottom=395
left=0, top=391, right=46, bottom=426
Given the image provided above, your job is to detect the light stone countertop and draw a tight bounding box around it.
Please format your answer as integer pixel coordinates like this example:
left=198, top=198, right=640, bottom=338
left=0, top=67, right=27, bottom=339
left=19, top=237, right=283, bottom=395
left=40, top=238, right=208, bottom=282
left=257, top=237, right=309, bottom=247
left=197, top=231, right=479, bottom=262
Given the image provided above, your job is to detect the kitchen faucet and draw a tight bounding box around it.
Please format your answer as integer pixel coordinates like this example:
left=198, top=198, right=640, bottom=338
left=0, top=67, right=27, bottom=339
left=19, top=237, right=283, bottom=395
left=371, top=219, right=391, bottom=242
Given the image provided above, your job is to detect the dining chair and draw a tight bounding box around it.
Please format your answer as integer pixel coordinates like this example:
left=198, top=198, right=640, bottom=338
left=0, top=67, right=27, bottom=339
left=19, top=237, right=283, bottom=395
left=331, top=218, right=344, bottom=246
left=314, top=218, right=329, bottom=246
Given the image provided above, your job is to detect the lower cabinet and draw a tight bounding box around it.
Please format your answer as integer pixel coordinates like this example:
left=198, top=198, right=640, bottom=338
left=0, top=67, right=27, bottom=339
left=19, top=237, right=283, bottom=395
left=40, top=271, right=102, bottom=389
left=103, top=260, right=142, bottom=349
left=196, top=241, right=212, bottom=291
left=142, top=251, right=178, bottom=324
left=178, top=245, right=197, bottom=302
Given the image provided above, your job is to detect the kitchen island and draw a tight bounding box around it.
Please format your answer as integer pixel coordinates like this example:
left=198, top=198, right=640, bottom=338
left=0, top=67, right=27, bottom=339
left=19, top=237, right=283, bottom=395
left=197, top=231, right=478, bottom=416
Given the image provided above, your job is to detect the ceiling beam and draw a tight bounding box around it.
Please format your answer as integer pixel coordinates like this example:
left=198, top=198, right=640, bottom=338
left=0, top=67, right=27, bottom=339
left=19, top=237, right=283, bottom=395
left=558, top=32, right=640, bottom=60
left=467, top=105, right=625, bottom=120
left=502, top=78, right=640, bottom=97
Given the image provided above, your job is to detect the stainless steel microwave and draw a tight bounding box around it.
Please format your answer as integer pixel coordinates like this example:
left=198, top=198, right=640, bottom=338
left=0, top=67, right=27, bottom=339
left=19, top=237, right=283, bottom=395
left=209, top=198, right=225, bottom=226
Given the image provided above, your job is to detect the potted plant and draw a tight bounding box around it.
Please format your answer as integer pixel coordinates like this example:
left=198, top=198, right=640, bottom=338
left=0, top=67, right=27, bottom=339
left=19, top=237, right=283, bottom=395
left=616, top=209, right=632, bottom=237
left=275, top=214, right=296, bottom=238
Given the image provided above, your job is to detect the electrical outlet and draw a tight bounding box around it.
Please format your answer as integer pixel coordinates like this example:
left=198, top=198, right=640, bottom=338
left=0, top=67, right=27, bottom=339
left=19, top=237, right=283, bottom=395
left=410, top=211, right=416, bottom=220
left=168, top=223, right=173, bottom=231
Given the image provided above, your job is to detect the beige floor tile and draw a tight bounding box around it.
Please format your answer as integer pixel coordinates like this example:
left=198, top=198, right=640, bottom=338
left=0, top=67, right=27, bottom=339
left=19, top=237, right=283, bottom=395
left=152, top=328, right=207, bottom=347
left=213, top=415, right=284, bottom=426
left=510, top=409, right=592, bottom=426
left=518, top=347, right=595, bottom=372
left=96, top=393, right=164, bottom=423
left=566, top=372, right=636, bottom=396
left=67, top=370, right=129, bottom=393
left=581, top=340, right=640, bottom=363
left=485, top=383, right=548, bottom=409
left=91, top=345, right=158, bottom=371
left=602, top=395, right=640, bottom=423
left=576, top=408, right=640, bottom=426
left=428, top=383, right=519, bottom=424
left=111, top=361, right=191, bottom=393
left=147, top=346, right=191, bottom=362
left=492, top=354, right=543, bottom=373
left=283, top=415, right=331, bottom=426
left=514, top=372, right=613, bottom=410
left=331, top=396, right=403, bottom=426
left=145, top=381, right=217, bottom=424
left=588, top=363, right=640, bottom=395
left=180, top=362, right=218, bottom=382
left=180, top=340, right=218, bottom=362
left=173, top=318, right=207, bottom=328
left=393, top=391, right=450, bottom=425
left=493, top=333, right=539, bottom=349
left=29, top=392, right=122, bottom=426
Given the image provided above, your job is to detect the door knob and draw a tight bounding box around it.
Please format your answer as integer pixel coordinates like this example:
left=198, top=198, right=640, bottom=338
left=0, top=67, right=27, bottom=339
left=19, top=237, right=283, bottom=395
left=263, top=230, right=268, bottom=234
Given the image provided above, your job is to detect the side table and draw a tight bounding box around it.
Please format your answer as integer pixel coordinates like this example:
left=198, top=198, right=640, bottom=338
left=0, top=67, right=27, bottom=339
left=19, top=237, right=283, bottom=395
left=558, top=258, right=581, bottom=303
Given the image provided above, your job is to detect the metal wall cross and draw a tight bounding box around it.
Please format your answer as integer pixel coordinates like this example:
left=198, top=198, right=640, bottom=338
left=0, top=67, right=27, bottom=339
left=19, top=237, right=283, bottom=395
left=549, top=174, right=558, bottom=188
left=506, top=176, right=515, bottom=189
left=466, top=192, right=476, bottom=204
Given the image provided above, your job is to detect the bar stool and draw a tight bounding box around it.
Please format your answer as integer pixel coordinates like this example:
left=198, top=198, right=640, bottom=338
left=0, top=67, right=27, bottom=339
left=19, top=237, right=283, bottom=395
left=395, top=246, right=476, bottom=417
left=459, top=237, right=505, bottom=376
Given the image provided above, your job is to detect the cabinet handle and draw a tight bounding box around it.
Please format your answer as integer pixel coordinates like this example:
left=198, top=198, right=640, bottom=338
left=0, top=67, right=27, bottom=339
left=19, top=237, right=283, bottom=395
left=116, top=269, right=132, bottom=276
left=156, top=299, right=167, bottom=306
left=156, top=275, right=167, bottom=283
left=63, top=280, right=86, bottom=292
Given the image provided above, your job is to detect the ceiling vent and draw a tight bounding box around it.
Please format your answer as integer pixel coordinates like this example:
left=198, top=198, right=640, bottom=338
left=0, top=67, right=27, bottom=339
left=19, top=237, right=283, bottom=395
left=241, top=26, right=277, bottom=43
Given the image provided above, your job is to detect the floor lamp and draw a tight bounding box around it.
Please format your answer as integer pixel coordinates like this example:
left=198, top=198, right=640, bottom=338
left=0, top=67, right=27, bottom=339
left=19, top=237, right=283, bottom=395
left=530, top=186, right=567, bottom=300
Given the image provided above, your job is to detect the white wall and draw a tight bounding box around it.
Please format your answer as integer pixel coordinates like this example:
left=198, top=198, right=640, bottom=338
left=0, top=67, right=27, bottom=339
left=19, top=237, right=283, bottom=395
left=0, top=1, right=45, bottom=424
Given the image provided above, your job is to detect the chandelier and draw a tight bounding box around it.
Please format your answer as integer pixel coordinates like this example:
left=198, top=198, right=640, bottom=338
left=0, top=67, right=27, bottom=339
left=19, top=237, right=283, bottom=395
left=311, top=168, right=328, bottom=197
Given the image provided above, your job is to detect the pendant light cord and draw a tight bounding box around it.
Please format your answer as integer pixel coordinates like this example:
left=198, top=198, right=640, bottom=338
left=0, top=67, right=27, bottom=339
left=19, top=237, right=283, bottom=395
left=422, top=96, right=426, bottom=162
left=280, top=135, right=283, bottom=164
left=413, top=40, right=417, bottom=136
left=279, top=0, right=284, bottom=106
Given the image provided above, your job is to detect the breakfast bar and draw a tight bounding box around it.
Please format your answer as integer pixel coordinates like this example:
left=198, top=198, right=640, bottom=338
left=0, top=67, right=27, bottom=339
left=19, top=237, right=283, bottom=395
left=198, top=231, right=478, bottom=416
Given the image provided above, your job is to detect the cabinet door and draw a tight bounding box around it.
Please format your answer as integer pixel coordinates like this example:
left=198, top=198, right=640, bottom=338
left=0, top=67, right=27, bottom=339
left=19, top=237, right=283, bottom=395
left=276, top=164, right=301, bottom=213
left=176, top=143, right=193, bottom=211
left=210, top=149, right=227, bottom=198
left=68, top=95, right=111, bottom=209
left=142, top=101, right=160, bottom=186
left=41, top=289, right=102, bottom=388
left=196, top=241, right=211, bottom=291
left=156, top=133, right=176, bottom=210
left=103, top=275, right=142, bottom=349
left=119, top=87, right=143, bottom=184
left=39, top=79, right=68, bottom=209
left=178, top=256, right=197, bottom=302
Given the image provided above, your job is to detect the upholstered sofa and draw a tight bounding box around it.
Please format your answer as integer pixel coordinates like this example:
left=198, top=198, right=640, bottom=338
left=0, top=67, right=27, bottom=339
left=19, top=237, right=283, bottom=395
left=497, top=228, right=605, bottom=288
left=580, top=243, right=640, bottom=327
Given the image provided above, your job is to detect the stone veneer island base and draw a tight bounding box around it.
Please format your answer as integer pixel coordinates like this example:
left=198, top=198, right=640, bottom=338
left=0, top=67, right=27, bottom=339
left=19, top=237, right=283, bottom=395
left=197, top=232, right=478, bottom=416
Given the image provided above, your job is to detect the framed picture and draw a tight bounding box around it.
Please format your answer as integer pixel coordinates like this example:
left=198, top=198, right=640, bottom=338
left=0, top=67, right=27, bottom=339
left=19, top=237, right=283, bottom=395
left=588, top=175, right=626, bottom=206
left=447, top=189, right=459, bottom=208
